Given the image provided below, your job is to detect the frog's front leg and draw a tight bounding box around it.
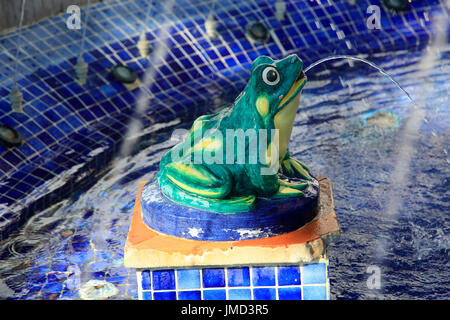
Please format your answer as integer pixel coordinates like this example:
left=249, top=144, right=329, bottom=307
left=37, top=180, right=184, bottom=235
left=280, top=149, right=312, bottom=181
left=269, top=175, right=308, bottom=199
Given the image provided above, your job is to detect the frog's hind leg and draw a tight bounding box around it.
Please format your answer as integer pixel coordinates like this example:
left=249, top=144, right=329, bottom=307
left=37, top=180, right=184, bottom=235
left=162, top=163, right=231, bottom=199
left=158, top=163, right=255, bottom=213
left=281, top=157, right=312, bottom=181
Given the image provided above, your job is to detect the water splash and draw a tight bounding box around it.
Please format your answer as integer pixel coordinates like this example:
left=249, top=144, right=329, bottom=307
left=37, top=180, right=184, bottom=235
left=9, top=81, right=23, bottom=113
left=378, top=5, right=449, bottom=246
left=109, top=0, right=176, bottom=170
left=9, top=0, right=27, bottom=113
left=75, top=55, right=88, bottom=85
left=76, top=0, right=91, bottom=84
left=137, top=0, right=154, bottom=58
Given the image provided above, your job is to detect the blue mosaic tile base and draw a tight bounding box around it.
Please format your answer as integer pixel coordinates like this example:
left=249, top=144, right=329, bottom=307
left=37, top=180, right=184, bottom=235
left=137, top=261, right=330, bottom=300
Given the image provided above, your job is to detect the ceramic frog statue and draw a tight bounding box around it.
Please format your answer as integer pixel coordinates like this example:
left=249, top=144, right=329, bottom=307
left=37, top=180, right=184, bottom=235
left=157, top=54, right=314, bottom=213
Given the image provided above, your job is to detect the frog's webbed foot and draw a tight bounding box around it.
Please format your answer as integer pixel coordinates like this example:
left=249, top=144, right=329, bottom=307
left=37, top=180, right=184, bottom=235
left=159, top=162, right=255, bottom=212
left=271, top=176, right=307, bottom=199
left=281, top=157, right=312, bottom=181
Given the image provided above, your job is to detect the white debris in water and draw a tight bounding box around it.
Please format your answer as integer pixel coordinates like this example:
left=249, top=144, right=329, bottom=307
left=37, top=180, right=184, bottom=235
left=64, top=149, right=75, bottom=155
left=187, top=227, right=203, bottom=238
left=87, top=146, right=106, bottom=157
left=79, top=280, right=119, bottom=300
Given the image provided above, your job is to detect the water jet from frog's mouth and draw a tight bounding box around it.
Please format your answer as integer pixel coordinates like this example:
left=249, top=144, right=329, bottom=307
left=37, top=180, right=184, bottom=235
left=304, top=55, right=416, bottom=106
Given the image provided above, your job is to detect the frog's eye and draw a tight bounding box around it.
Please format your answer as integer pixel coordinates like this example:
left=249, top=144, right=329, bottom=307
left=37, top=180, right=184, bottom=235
left=262, top=66, right=280, bottom=86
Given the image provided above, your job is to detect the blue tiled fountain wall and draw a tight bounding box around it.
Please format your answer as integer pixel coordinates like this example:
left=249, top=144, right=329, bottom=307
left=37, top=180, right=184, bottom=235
left=0, top=0, right=445, bottom=239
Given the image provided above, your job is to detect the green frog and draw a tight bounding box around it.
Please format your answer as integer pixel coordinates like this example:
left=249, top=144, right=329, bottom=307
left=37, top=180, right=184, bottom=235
left=157, top=54, right=314, bottom=213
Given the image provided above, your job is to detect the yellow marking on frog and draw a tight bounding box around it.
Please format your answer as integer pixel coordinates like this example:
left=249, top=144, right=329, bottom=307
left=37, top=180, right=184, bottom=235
left=188, top=136, right=223, bottom=153
left=225, top=195, right=255, bottom=205
left=278, top=186, right=304, bottom=195
left=265, top=142, right=279, bottom=168
left=290, top=159, right=312, bottom=180
left=278, top=77, right=306, bottom=109
left=294, top=158, right=310, bottom=172
left=166, top=175, right=222, bottom=197
left=256, top=95, right=269, bottom=117
left=283, top=160, right=293, bottom=175
left=168, top=163, right=214, bottom=184
left=279, top=178, right=307, bottom=189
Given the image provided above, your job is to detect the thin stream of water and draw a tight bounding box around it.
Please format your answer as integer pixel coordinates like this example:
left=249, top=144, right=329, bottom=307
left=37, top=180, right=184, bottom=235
left=304, top=55, right=417, bottom=106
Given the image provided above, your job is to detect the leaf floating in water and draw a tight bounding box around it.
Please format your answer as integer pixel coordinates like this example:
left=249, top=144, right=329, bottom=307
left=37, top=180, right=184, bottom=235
left=366, top=111, right=399, bottom=129
left=79, top=280, right=119, bottom=300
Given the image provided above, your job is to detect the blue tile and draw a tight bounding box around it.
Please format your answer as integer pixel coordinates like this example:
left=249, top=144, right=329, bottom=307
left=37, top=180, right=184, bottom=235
left=153, top=291, right=176, bottom=300
left=252, top=267, right=275, bottom=287
left=228, top=289, right=252, bottom=300
left=177, top=269, right=200, bottom=289
left=141, top=270, right=151, bottom=290
left=302, top=263, right=326, bottom=284
left=202, top=268, right=225, bottom=288
left=303, top=285, right=327, bottom=300
left=278, top=287, right=302, bottom=300
left=278, top=266, right=301, bottom=286
left=152, top=270, right=175, bottom=290
left=203, top=289, right=226, bottom=300
left=141, top=291, right=152, bottom=300
left=42, top=282, right=63, bottom=294
left=227, top=267, right=250, bottom=287
left=178, top=290, right=201, bottom=300
left=253, top=288, right=276, bottom=300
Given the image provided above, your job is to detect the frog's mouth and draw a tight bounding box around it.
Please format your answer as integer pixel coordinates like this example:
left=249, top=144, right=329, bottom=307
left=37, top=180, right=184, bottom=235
left=277, top=70, right=306, bottom=112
